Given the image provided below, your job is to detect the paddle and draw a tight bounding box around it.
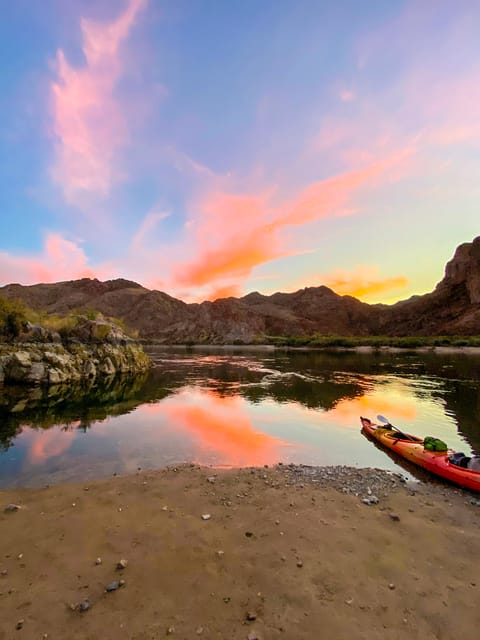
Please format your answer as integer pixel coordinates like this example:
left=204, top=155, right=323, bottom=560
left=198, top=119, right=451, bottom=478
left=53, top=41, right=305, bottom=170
left=376, top=414, right=416, bottom=441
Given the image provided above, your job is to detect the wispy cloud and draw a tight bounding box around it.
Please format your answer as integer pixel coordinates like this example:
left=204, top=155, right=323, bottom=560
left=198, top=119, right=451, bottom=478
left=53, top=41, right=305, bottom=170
left=170, top=149, right=412, bottom=299
left=50, top=0, right=147, bottom=207
left=131, top=208, right=171, bottom=253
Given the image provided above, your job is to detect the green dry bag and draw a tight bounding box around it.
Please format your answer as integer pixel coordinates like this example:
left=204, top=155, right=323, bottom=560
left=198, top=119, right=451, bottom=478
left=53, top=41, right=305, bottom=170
left=423, top=436, right=448, bottom=452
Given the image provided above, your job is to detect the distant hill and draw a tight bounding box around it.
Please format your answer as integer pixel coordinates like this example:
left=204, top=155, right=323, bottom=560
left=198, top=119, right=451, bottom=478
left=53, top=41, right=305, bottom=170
left=1, top=237, right=479, bottom=342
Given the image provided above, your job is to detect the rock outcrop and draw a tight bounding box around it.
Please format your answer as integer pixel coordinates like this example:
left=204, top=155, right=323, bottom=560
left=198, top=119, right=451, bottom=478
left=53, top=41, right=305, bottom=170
left=0, top=318, right=151, bottom=386
left=1, top=238, right=479, bottom=341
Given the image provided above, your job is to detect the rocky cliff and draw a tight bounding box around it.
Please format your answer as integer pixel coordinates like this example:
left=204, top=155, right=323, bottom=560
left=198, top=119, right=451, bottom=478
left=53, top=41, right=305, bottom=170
left=1, top=237, right=479, bottom=342
left=0, top=318, right=151, bottom=386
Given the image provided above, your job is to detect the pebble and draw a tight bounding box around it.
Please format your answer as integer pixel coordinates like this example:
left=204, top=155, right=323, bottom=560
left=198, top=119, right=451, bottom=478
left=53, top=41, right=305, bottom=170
left=345, top=598, right=353, bottom=605
left=201, top=514, right=211, bottom=520
left=166, top=626, right=175, bottom=634
left=388, top=583, right=395, bottom=590
left=361, top=496, right=379, bottom=505
left=207, top=476, right=216, bottom=484
left=216, top=550, right=225, bottom=558
left=247, top=632, right=260, bottom=640
left=17, top=553, right=23, bottom=560
left=117, top=559, right=128, bottom=570
left=246, top=612, right=257, bottom=621
left=95, top=557, right=102, bottom=565
left=76, top=599, right=91, bottom=612
left=1, top=569, right=7, bottom=576
left=162, top=506, right=168, bottom=511
left=4, top=504, right=20, bottom=512
left=196, top=627, right=204, bottom=635
left=245, top=531, right=254, bottom=537
left=389, top=513, right=400, bottom=521
left=278, top=464, right=405, bottom=497
left=297, top=560, right=303, bottom=568
left=106, top=580, right=125, bottom=592
left=16, top=619, right=24, bottom=630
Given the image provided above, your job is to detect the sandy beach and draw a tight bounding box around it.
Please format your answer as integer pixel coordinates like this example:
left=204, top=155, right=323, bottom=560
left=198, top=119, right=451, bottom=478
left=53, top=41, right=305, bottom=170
left=1, top=465, right=480, bottom=640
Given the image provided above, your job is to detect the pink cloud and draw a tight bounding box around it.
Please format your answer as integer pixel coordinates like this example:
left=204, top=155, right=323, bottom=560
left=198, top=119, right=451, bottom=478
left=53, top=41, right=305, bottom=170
left=169, top=149, right=412, bottom=299
left=339, top=89, right=355, bottom=102
left=50, top=0, right=147, bottom=206
left=0, top=233, right=112, bottom=285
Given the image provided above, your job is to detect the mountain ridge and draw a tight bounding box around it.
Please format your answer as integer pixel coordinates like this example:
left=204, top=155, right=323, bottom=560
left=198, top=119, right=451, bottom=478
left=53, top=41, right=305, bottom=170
left=1, top=237, right=479, bottom=342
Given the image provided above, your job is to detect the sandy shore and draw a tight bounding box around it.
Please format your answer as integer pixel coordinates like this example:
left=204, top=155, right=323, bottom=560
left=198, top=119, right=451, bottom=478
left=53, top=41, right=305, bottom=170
left=1, top=465, right=480, bottom=639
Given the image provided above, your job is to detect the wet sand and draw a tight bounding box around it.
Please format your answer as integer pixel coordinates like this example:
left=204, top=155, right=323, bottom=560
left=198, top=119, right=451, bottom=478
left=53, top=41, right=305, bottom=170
left=1, top=465, right=480, bottom=639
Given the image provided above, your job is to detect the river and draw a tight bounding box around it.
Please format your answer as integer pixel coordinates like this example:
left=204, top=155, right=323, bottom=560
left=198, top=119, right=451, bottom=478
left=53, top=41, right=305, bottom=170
left=1, top=346, right=479, bottom=487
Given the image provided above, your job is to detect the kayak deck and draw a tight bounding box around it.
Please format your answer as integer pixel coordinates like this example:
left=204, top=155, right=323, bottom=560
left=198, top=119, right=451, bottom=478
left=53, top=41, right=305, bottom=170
left=360, top=417, right=480, bottom=492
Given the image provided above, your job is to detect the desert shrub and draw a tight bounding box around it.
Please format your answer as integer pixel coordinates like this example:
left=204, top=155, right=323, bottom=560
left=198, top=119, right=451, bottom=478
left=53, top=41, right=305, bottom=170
left=0, top=297, right=29, bottom=340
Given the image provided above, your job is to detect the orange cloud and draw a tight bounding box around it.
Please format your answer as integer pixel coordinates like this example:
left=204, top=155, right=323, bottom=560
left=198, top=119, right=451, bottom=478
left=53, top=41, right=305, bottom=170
left=50, top=0, right=147, bottom=206
left=172, top=149, right=412, bottom=296
left=319, top=265, right=409, bottom=301
left=0, top=233, right=112, bottom=285
left=208, top=284, right=242, bottom=301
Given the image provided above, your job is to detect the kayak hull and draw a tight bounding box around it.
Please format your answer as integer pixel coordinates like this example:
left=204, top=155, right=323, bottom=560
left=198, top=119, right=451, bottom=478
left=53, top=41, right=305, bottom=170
left=360, top=417, right=480, bottom=493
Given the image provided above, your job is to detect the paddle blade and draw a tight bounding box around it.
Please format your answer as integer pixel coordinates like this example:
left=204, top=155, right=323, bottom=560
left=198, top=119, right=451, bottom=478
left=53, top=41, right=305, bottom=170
left=377, top=414, right=390, bottom=425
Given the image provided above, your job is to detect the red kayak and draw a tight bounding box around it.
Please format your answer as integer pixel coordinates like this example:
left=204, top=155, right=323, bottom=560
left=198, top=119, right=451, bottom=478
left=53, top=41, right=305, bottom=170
left=360, top=417, right=480, bottom=492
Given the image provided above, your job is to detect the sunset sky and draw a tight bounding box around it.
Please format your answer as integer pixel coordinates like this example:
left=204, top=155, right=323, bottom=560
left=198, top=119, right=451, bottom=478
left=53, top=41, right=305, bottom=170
left=0, top=0, right=478, bottom=303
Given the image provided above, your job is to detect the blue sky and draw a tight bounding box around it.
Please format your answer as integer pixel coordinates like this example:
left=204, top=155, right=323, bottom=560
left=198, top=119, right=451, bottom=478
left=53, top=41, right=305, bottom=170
left=0, top=0, right=478, bottom=302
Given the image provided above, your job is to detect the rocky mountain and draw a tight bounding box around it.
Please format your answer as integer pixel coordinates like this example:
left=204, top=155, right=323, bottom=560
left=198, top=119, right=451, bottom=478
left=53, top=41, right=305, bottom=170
left=1, top=237, right=479, bottom=342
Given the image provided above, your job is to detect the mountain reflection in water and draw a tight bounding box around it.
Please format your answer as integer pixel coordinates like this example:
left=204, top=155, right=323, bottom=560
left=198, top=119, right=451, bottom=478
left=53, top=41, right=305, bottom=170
left=0, top=347, right=479, bottom=487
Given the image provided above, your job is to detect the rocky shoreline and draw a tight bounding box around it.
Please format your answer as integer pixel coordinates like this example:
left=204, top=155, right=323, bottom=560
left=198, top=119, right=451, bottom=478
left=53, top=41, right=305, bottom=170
left=0, top=342, right=151, bottom=385
left=0, top=318, right=151, bottom=386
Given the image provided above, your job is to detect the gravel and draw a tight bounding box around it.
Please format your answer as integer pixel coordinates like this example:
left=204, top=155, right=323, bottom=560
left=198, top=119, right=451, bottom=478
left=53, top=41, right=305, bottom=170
left=275, top=463, right=407, bottom=498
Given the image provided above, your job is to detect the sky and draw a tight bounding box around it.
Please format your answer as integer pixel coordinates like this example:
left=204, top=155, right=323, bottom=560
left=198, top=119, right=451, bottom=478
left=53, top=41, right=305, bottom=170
left=0, top=0, right=478, bottom=304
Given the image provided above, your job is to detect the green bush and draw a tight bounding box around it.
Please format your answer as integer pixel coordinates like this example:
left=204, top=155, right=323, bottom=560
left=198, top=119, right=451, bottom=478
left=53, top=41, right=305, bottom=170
left=0, top=297, right=29, bottom=340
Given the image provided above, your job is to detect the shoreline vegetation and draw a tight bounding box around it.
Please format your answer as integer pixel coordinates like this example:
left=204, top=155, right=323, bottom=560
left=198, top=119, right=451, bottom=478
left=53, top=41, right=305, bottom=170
left=1, top=464, right=480, bottom=638
left=141, top=336, right=480, bottom=352
left=2, top=293, right=480, bottom=352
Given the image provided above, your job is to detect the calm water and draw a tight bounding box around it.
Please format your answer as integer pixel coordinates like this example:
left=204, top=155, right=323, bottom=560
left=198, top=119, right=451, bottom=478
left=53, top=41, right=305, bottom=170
left=1, top=347, right=479, bottom=488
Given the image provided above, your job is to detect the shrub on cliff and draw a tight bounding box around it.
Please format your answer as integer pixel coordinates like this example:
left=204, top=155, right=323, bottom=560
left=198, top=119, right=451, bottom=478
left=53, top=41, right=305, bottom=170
left=0, top=297, right=29, bottom=340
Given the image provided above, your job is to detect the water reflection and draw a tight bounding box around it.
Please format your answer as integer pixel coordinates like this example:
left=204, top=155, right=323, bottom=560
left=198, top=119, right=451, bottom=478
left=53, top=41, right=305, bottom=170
left=0, top=347, right=479, bottom=487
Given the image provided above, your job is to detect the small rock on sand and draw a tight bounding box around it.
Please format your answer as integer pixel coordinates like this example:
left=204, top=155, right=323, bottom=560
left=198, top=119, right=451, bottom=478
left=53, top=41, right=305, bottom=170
left=16, top=619, right=24, bottom=630
left=116, top=559, right=128, bottom=570
left=389, top=513, right=400, bottom=521
left=95, top=557, right=102, bottom=565
left=201, top=514, right=211, bottom=520
left=76, top=599, right=91, bottom=612
left=4, top=504, right=20, bottom=512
